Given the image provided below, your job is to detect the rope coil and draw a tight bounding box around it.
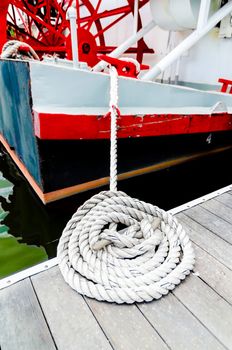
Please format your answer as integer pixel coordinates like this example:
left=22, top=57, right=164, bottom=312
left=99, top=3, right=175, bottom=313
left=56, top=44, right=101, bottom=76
left=57, top=68, right=195, bottom=304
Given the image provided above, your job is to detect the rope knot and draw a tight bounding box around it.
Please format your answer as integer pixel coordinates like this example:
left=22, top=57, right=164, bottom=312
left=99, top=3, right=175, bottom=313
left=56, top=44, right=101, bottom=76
left=91, top=216, right=163, bottom=252
left=111, top=105, right=120, bottom=117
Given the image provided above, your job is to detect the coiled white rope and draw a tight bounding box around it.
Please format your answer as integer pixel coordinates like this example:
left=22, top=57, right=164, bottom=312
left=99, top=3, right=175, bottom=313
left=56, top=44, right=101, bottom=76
left=57, top=67, right=195, bottom=304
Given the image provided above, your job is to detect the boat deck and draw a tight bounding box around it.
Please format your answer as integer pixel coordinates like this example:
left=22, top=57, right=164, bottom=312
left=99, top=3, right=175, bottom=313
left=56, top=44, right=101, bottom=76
left=0, top=188, right=232, bottom=350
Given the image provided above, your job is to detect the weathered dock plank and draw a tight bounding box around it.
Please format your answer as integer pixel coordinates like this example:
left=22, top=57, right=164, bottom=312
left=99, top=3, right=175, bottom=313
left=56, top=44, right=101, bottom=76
left=0, top=278, right=56, bottom=350
left=184, top=205, right=232, bottom=244
left=31, top=266, right=112, bottom=350
left=173, top=275, right=232, bottom=349
left=201, top=198, right=232, bottom=225
left=215, top=192, right=232, bottom=209
left=192, top=244, right=232, bottom=305
left=177, top=212, right=232, bottom=270
left=139, top=291, right=225, bottom=350
left=86, top=298, right=168, bottom=350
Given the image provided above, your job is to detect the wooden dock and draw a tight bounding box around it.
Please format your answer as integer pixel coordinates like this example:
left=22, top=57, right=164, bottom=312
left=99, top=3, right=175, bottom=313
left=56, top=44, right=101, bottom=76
left=0, top=190, right=232, bottom=350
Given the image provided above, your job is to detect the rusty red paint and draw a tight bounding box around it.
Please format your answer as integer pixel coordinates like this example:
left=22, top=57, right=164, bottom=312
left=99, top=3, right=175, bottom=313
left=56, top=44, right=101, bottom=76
left=33, top=111, right=232, bottom=140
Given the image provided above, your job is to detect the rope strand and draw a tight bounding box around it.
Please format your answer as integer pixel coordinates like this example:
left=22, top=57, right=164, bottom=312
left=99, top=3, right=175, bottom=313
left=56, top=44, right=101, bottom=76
left=109, top=67, right=119, bottom=192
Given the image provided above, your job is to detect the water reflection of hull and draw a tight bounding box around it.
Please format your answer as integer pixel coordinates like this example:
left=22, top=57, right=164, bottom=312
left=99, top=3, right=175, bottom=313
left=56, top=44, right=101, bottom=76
left=0, top=59, right=232, bottom=203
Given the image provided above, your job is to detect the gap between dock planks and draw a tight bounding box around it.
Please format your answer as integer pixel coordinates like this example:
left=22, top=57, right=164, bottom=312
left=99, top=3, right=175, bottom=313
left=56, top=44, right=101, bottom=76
left=184, top=203, right=232, bottom=245
left=215, top=191, right=232, bottom=209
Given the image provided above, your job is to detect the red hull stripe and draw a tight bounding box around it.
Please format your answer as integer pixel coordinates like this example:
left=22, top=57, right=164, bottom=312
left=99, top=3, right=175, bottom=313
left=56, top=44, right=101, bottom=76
left=34, top=111, right=232, bottom=140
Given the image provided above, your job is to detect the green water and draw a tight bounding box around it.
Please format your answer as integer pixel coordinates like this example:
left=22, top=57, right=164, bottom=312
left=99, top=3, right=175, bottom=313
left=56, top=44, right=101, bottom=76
left=0, top=171, right=47, bottom=279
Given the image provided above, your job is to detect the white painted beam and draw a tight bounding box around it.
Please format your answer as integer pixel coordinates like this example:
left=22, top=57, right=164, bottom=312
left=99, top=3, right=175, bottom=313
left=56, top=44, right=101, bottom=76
left=197, top=0, right=211, bottom=30
left=93, top=20, right=156, bottom=72
left=142, top=2, right=232, bottom=81
left=133, top=0, right=139, bottom=35
left=67, top=2, right=79, bottom=68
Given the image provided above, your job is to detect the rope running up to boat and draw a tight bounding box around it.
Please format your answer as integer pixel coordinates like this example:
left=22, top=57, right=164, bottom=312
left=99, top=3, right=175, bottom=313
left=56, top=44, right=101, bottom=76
left=57, top=67, right=195, bottom=304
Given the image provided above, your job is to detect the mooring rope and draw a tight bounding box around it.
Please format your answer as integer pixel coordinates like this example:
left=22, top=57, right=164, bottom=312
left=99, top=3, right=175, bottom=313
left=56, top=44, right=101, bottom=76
left=1, top=40, right=40, bottom=60
left=57, top=67, right=195, bottom=304
left=109, top=67, right=118, bottom=192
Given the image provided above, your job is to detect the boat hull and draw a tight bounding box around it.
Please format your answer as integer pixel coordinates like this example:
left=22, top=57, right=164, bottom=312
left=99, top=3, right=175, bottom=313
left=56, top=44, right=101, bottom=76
left=1, top=131, right=232, bottom=203
left=1, top=59, right=232, bottom=203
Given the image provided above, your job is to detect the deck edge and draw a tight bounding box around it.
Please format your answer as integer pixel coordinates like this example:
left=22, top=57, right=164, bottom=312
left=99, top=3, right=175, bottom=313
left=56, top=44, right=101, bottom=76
left=0, top=258, right=58, bottom=290
left=169, top=184, right=232, bottom=215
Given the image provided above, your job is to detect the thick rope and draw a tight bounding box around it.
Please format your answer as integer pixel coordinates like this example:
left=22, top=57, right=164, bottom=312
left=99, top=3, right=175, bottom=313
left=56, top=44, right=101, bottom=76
left=57, top=68, right=195, bottom=304
left=1, top=40, right=40, bottom=60
left=109, top=67, right=118, bottom=192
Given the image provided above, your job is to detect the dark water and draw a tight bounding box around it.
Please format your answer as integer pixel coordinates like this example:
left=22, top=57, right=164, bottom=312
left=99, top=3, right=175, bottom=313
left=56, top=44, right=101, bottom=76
left=0, top=145, right=232, bottom=278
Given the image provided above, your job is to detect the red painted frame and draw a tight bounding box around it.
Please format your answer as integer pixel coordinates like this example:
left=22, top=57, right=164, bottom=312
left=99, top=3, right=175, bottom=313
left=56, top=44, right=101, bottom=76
left=0, top=0, right=8, bottom=50
left=1, top=0, right=152, bottom=63
left=218, top=78, right=232, bottom=94
left=33, top=111, right=232, bottom=140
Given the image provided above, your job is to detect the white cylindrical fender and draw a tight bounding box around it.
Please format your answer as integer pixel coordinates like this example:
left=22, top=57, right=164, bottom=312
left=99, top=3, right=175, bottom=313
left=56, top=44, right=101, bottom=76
left=150, top=0, right=221, bottom=31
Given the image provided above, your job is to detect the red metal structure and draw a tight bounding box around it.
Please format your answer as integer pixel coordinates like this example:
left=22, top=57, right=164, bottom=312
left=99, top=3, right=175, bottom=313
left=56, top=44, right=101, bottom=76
left=0, top=0, right=153, bottom=66
left=98, top=54, right=149, bottom=77
left=219, top=78, right=232, bottom=94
